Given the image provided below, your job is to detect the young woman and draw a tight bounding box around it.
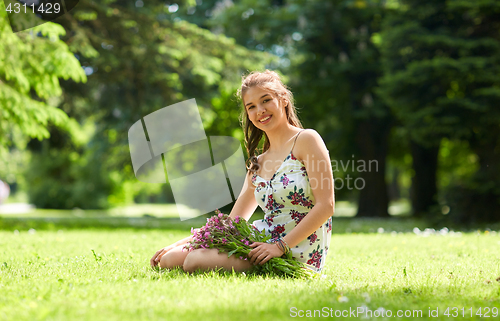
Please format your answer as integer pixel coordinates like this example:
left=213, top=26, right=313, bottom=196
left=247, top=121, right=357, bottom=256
left=150, top=70, right=334, bottom=273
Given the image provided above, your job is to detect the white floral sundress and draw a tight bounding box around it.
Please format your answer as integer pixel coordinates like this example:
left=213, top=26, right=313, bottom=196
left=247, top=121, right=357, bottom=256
left=251, top=131, right=333, bottom=273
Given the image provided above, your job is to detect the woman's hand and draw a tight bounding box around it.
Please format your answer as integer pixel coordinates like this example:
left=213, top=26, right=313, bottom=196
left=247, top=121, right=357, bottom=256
left=150, top=231, right=198, bottom=268
left=150, top=244, right=177, bottom=268
left=248, top=242, right=284, bottom=265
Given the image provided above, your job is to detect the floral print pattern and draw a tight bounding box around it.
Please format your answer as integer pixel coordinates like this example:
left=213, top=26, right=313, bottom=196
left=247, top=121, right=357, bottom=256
left=270, top=224, right=286, bottom=240
left=251, top=150, right=332, bottom=273
left=255, top=181, right=267, bottom=193
left=290, top=210, right=307, bottom=224
left=264, top=215, right=274, bottom=227
left=307, top=232, right=318, bottom=245
left=279, top=174, right=291, bottom=188
left=307, top=245, right=323, bottom=269
left=287, top=186, right=314, bottom=208
left=326, top=217, right=333, bottom=233
left=265, top=194, right=284, bottom=213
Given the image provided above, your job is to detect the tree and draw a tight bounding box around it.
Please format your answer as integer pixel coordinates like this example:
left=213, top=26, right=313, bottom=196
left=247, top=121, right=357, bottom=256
left=290, top=0, right=392, bottom=217
left=0, top=3, right=86, bottom=157
left=378, top=0, right=500, bottom=222
left=22, top=0, right=273, bottom=208
left=201, top=0, right=394, bottom=217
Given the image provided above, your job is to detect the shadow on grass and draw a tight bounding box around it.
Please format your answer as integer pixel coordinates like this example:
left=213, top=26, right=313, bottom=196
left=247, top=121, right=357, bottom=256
left=1, top=213, right=498, bottom=233
left=0, top=215, right=207, bottom=231
left=149, top=265, right=318, bottom=281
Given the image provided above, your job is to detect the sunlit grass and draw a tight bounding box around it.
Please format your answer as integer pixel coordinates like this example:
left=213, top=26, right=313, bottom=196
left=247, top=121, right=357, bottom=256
left=1, top=202, right=499, bottom=320
left=1, top=227, right=499, bottom=320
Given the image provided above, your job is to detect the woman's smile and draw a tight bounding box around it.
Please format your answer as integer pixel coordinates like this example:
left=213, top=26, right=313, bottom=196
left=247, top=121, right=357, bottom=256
left=259, top=115, right=272, bottom=124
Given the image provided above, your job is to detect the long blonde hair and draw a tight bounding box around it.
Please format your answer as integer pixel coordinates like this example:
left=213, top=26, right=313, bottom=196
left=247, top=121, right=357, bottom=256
left=237, top=70, right=303, bottom=173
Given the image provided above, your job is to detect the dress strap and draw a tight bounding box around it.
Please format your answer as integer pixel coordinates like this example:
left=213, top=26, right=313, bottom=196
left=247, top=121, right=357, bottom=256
left=290, top=129, right=307, bottom=155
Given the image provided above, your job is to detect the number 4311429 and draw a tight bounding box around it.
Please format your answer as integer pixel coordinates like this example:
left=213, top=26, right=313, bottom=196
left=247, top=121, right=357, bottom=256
left=5, top=2, right=61, bottom=14
left=444, top=307, right=498, bottom=318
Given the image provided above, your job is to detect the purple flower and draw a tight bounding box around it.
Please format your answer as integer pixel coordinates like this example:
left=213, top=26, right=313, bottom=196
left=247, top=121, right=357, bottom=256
left=182, top=209, right=312, bottom=278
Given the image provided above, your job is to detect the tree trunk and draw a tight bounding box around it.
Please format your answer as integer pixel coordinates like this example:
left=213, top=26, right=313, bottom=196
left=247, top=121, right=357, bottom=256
left=409, top=140, right=439, bottom=218
left=388, top=167, right=401, bottom=201
left=450, top=130, right=500, bottom=224
left=355, top=117, right=391, bottom=217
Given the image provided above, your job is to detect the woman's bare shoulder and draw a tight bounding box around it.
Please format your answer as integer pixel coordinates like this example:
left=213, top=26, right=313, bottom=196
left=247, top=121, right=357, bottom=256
left=294, top=129, right=329, bottom=160
left=299, top=128, right=323, bottom=141
left=297, top=128, right=325, bottom=146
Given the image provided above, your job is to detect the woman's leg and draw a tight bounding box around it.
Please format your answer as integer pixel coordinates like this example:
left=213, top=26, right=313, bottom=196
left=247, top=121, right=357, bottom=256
left=159, top=244, right=190, bottom=269
left=183, top=248, right=253, bottom=273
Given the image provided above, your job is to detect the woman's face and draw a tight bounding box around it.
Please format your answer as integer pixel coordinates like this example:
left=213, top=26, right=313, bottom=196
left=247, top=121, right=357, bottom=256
left=243, top=86, right=287, bottom=132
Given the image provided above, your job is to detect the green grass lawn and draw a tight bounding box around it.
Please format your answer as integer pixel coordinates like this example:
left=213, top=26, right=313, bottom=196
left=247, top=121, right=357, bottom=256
left=1, top=217, right=499, bottom=320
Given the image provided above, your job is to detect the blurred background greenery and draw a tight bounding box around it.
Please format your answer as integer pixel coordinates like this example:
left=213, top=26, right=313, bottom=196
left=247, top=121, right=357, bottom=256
left=1, top=0, right=499, bottom=227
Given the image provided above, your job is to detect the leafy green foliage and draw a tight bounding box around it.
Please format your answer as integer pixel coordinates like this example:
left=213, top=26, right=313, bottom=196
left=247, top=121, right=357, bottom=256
left=0, top=3, right=86, bottom=155
left=21, top=0, right=272, bottom=208
left=198, top=0, right=395, bottom=216
left=3, top=0, right=500, bottom=222
left=378, top=0, right=500, bottom=144
left=377, top=0, right=500, bottom=222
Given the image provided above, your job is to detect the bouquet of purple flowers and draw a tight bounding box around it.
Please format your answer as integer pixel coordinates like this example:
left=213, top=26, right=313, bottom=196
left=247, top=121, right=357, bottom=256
left=184, top=210, right=314, bottom=278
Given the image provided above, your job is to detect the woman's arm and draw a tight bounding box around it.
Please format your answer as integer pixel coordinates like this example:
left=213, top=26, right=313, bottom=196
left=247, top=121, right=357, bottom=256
left=228, top=170, right=259, bottom=221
